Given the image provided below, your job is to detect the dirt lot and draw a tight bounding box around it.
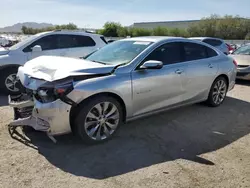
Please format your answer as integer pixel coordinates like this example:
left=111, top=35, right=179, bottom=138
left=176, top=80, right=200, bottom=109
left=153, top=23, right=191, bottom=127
left=1, top=81, right=250, bottom=188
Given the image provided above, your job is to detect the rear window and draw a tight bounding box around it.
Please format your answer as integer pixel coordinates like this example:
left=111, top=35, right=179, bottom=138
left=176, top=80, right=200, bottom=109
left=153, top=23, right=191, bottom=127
left=183, top=42, right=207, bottom=61
left=100, top=36, right=107, bottom=44
left=203, top=39, right=222, bottom=46
left=206, top=47, right=218, bottom=57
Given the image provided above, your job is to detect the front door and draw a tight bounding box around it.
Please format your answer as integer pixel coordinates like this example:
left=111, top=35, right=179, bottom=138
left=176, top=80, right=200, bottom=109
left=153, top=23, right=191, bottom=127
left=131, top=42, right=187, bottom=116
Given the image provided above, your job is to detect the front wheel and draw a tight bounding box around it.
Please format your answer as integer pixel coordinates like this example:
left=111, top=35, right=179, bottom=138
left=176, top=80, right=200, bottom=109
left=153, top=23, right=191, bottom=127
left=206, top=77, right=228, bottom=107
left=0, top=67, right=20, bottom=95
left=74, top=96, right=123, bottom=144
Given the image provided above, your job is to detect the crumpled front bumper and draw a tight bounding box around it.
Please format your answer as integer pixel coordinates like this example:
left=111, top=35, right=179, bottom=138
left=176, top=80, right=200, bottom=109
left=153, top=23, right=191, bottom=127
left=9, top=95, right=72, bottom=136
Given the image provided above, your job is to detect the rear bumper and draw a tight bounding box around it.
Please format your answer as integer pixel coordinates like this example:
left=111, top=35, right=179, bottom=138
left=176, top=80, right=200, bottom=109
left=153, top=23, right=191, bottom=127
left=9, top=95, right=72, bottom=136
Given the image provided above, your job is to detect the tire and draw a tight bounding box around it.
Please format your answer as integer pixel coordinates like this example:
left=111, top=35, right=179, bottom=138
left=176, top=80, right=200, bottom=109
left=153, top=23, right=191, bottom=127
left=206, top=76, right=228, bottom=107
left=74, top=96, right=123, bottom=144
left=0, top=66, right=20, bottom=95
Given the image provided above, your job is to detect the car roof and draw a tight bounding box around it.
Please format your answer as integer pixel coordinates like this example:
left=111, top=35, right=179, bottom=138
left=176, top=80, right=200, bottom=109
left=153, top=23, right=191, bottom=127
left=189, top=37, right=224, bottom=41
left=36, top=30, right=103, bottom=37
left=121, top=36, right=184, bottom=42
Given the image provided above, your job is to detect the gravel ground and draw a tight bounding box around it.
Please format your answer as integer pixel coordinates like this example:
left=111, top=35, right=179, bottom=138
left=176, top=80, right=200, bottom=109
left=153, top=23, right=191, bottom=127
left=1, top=81, right=250, bottom=188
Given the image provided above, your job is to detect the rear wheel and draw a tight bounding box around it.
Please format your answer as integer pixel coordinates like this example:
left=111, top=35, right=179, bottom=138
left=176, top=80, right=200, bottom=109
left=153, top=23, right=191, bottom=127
left=74, top=96, right=123, bottom=144
left=206, top=76, right=228, bottom=107
left=0, top=67, right=20, bottom=95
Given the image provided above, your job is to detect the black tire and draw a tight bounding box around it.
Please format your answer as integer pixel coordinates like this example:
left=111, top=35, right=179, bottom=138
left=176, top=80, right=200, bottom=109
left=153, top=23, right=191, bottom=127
left=206, top=76, right=228, bottom=107
left=74, top=96, right=124, bottom=145
left=0, top=66, right=20, bottom=95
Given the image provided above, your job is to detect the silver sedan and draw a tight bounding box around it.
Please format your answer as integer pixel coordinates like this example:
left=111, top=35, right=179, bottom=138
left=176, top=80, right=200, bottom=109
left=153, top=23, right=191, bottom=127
left=9, top=37, right=237, bottom=144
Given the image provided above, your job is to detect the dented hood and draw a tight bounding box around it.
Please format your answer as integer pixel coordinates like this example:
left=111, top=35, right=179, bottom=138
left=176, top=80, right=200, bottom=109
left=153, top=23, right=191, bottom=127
left=18, top=56, right=116, bottom=82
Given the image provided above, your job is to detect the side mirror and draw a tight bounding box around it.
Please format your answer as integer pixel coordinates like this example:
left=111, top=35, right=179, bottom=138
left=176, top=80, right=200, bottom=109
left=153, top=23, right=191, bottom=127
left=139, top=60, right=163, bottom=70
left=32, top=45, right=42, bottom=52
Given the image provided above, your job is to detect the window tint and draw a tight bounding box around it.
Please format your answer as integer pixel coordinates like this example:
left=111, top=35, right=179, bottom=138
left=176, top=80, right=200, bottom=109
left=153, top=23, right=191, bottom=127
left=100, top=36, right=107, bottom=44
left=144, top=42, right=182, bottom=65
left=203, top=39, right=222, bottom=46
left=57, top=35, right=96, bottom=48
left=206, top=46, right=218, bottom=57
left=183, top=42, right=207, bottom=61
left=23, top=35, right=57, bottom=52
left=23, top=34, right=96, bottom=52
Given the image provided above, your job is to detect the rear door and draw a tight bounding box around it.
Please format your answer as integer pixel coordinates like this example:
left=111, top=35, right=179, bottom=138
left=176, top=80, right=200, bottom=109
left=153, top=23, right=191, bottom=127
left=181, top=42, right=218, bottom=103
left=131, top=42, right=187, bottom=116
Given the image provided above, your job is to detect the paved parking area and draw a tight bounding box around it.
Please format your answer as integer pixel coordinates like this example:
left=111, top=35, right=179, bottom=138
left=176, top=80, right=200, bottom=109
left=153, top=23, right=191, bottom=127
left=0, top=81, right=250, bottom=188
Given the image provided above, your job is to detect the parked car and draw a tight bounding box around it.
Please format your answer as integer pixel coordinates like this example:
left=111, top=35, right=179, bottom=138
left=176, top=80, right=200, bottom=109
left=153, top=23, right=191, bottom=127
left=9, top=37, right=237, bottom=144
left=229, top=44, right=250, bottom=80
left=189, top=37, right=229, bottom=55
left=0, top=30, right=107, bottom=94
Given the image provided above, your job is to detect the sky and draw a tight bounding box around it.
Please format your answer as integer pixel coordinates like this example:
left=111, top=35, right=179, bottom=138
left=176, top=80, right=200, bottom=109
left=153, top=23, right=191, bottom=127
left=1, top=0, right=250, bottom=28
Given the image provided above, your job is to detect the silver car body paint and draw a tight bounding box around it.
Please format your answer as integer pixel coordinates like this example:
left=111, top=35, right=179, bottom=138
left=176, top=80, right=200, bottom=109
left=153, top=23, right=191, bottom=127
left=11, top=37, right=237, bottom=136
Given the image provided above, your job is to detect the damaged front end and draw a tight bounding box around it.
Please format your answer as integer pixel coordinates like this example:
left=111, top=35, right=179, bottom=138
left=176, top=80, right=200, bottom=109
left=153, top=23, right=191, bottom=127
left=8, top=75, right=76, bottom=143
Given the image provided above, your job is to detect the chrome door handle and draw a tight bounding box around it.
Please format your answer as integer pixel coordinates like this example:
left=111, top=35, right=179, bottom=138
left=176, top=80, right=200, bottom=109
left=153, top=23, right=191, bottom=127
left=208, top=64, right=213, bottom=68
left=175, top=69, right=183, bottom=74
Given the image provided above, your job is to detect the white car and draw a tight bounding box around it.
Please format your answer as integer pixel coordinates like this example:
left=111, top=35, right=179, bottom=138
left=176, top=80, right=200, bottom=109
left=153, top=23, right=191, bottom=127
left=189, top=37, right=229, bottom=55
left=0, top=31, right=107, bottom=94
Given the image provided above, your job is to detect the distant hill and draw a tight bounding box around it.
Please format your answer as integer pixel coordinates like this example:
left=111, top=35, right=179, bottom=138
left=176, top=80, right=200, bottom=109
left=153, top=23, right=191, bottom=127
left=0, top=22, right=54, bottom=33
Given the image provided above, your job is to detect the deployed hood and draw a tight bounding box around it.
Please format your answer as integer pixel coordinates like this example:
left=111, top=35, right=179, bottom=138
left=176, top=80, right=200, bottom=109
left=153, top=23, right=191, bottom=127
left=0, top=47, right=9, bottom=55
left=18, top=56, right=116, bottom=82
left=230, top=54, right=250, bottom=66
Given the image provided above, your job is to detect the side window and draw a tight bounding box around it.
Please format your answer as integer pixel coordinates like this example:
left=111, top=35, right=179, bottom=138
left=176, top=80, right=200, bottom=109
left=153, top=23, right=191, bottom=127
left=144, top=42, right=183, bottom=65
left=183, top=42, right=207, bottom=61
left=206, top=46, right=218, bottom=57
left=203, top=39, right=222, bottom=46
left=56, top=35, right=77, bottom=49
left=75, top=35, right=96, bottom=47
left=56, top=35, right=96, bottom=49
left=23, top=35, right=57, bottom=52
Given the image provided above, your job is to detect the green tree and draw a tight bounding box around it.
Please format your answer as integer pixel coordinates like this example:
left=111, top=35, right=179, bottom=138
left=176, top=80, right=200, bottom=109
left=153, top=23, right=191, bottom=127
left=99, top=22, right=123, bottom=37
left=152, top=27, right=168, bottom=36
left=129, top=28, right=151, bottom=37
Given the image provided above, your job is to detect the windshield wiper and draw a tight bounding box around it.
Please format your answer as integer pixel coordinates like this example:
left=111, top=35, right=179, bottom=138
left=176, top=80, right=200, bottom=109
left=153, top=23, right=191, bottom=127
left=91, top=60, right=108, bottom=65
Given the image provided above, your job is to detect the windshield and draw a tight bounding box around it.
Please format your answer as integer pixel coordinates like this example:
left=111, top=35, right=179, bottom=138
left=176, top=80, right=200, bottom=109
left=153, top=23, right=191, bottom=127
left=9, top=34, right=39, bottom=50
left=232, top=45, right=250, bottom=55
left=86, top=40, right=153, bottom=65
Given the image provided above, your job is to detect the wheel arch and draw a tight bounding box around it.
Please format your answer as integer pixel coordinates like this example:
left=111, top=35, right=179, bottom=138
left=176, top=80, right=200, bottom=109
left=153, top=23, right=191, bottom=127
left=69, top=92, right=127, bottom=133
left=215, top=74, right=229, bottom=88
left=0, top=64, right=20, bottom=71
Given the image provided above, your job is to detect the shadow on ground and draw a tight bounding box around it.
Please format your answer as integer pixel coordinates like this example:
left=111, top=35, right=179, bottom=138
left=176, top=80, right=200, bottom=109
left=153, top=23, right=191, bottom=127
left=236, top=79, right=250, bottom=86
left=13, top=97, right=250, bottom=179
left=0, top=95, right=8, bottom=107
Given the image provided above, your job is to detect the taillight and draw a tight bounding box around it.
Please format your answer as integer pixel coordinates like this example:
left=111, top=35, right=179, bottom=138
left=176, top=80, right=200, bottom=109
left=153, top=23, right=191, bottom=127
left=233, top=60, right=237, bottom=67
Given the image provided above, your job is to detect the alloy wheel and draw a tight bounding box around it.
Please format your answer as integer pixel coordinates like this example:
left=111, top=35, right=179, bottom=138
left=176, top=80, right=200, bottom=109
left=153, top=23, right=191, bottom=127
left=84, top=102, right=120, bottom=140
left=212, top=79, right=227, bottom=105
left=5, top=74, right=19, bottom=92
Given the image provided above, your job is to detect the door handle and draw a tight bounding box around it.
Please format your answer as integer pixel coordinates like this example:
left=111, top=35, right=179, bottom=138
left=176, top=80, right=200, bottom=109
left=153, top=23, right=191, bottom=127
left=208, top=64, right=213, bottom=68
left=175, top=69, right=183, bottom=74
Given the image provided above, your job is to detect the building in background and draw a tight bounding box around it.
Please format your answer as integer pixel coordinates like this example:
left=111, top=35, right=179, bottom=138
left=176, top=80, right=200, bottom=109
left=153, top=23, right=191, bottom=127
left=131, top=20, right=200, bottom=29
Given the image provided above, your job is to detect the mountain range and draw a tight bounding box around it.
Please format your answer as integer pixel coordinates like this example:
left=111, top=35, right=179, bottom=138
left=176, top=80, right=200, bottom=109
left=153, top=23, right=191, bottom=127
left=0, top=22, right=54, bottom=33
